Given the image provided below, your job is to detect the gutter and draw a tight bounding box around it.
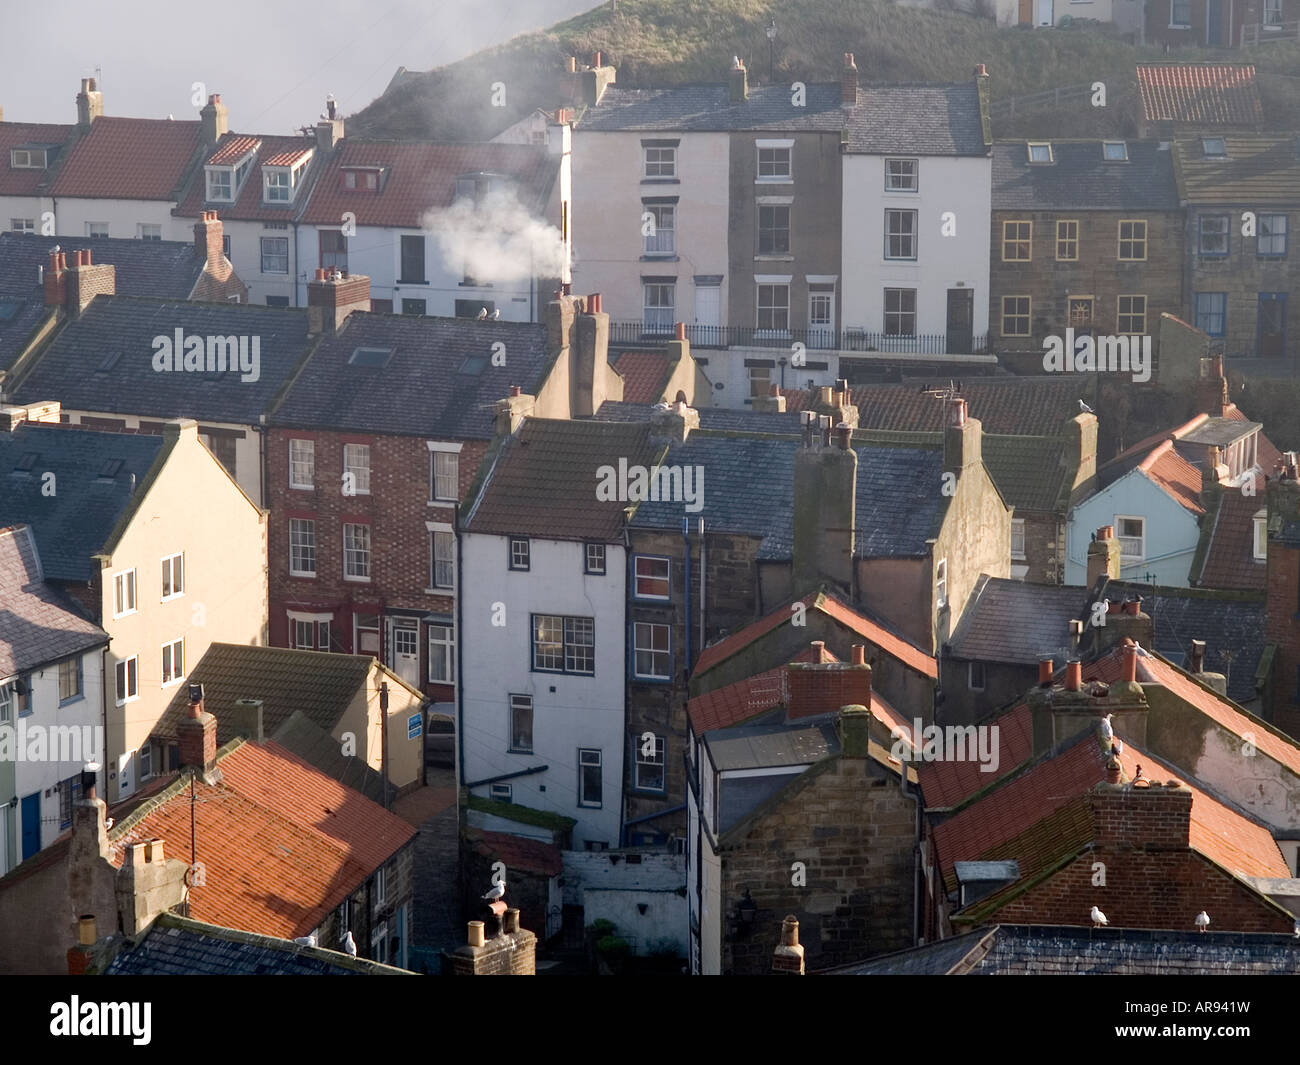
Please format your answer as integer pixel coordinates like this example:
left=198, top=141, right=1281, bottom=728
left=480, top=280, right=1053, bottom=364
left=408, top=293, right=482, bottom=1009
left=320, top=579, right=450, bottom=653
left=463, top=764, right=548, bottom=789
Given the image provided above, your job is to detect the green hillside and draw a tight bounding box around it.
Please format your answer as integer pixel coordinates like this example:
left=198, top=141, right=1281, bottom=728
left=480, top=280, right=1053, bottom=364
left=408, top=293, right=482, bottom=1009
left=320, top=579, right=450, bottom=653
left=349, top=0, right=1300, bottom=141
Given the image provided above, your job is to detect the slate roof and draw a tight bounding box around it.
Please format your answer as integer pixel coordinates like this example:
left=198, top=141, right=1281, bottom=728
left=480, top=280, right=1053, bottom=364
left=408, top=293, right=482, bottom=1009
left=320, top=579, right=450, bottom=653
left=48, top=117, right=204, bottom=200
left=628, top=432, right=946, bottom=559
left=0, top=233, right=206, bottom=300
left=97, top=913, right=412, bottom=975
left=0, top=424, right=164, bottom=581
left=269, top=312, right=549, bottom=438
left=946, top=576, right=1088, bottom=666
left=694, top=590, right=937, bottom=680
left=1174, top=134, right=1300, bottom=204
left=150, top=643, right=398, bottom=746
left=0, top=525, right=107, bottom=676
left=982, top=434, right=1070, bottom=513
left=464, top=418, right=661, bottom=540
left=0, top=121, right=76, bottom=196
left=991, top=140, right=1179, bottom=211
left=579, top=81, right=988, bottom=156
left=1136, top=64, right=1264, bottom=127
left=826, top=924, right=1300, bottom=975
left=108, top=739, right=416, bottom=941
left=0, top=293, right=53, bottom=375
left=11, top=296, right=314, bottom=425
left=298, top=141, right=558, bottom=228
left=175, top=133, right=322, bottom=223
left=705, top=719, right=838, bottom=772
left=592, top=400, right=804, bottom=435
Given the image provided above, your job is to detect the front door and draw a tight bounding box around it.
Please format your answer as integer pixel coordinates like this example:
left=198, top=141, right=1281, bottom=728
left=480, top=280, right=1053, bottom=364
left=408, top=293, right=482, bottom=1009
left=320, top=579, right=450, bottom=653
left=1019, top=0, right=1033, bottom=21
left=808, top=288, right=835, bottom=349
left=1036, top=0, right=1053, bottom=25
left=388, top=618, right=420, bottom=689
left=1259, top=293, right=1287, bottom=357
left=1207, top=0, right=1224, bottom=45
left=20, top=793, right=39, bottom=861
left=946, top=288, right=974, bottom=354
left=694, top=284, right=721, bottom=346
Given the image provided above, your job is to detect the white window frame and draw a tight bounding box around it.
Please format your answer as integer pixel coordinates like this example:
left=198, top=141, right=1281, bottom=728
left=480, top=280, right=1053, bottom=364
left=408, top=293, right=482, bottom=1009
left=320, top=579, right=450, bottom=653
left=343, top=522, right=371, bottom=582
left=633, top=621, right=672, bottom=680
left=10, top=218, right=35, bottom=234
left=289, top=518, right=317, bottom=577
left=634, top=555, right=671, bottom=600
left=578, top=748, right=603, bottom=807
left=428, top=524, right=455, bottom=590
left=139, top=742, right=153, bottom=780
left=260, top=236, right=289, bottom=274
left=85, top=222, right=109, bottom=238
left=113, top=568, right=137, bottom=618
left=643, top=144, right=676, bottom=179
left=635, top=733, right=666, bottom=792
left=585, top=542, right=606, bottom=575
left=643, top=202, right=675, bottom=256
left=428, top=624, right=455, bottom=683
left=509, top=694, right=533, bottom=753
left=343, top=443, right=371, bottom=496
left=756, top=139, right=794, bottom=182
left=509, top=537, right=531, bottom=570
left=115, top=655, right=139, bottom=706
left=756, top=281, right=791, bottom=332
left=289, top=438, right=315, bottom=489
left=137, top=223, right=162, bottom=240
left=1115, top=515, right=1146, bottom=562
left=161, top=638, right=185, bottom=687
left=205, top=168, right=234, bottom=202
left=1254, top=511, right=1268, bottom=560
left=263, top=167, right=291, bottom=203
left=490, top=783, right=513, bottom=802
left=375, top=865, right=388, bottom=907
left=968, top=661, right=986, bottom=691
left=428, top=443, right=461, bottom=503
left=161, top=552, right=184, bottom=600
left=885, top=157, right=918, bottom=192
left=643, top=281, right=675, bottom=334
left=884, top=209, right=918, bottom=260
left=935, top=558, right=948, bottom=609
left=371, top=922, right=389, bottom=964
left=1010, top=518, right=1026, bottom=561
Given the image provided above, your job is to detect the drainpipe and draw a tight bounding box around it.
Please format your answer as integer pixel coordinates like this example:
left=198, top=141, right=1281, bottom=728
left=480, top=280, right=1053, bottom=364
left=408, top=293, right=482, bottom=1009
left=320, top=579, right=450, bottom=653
left=682, top=517, right=692, bottom=675
left=291, top=220, right=301, bottom=307
left=454, top=503, right=465, bottom=783
left=100, top=643, right=110, bottom=801
left=698, top=518, right=707, bottom=656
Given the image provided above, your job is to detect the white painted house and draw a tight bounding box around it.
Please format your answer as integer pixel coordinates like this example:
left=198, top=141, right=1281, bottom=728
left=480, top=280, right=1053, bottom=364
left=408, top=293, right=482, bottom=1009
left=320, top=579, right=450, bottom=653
left=460, top=418, right=663, bottom=848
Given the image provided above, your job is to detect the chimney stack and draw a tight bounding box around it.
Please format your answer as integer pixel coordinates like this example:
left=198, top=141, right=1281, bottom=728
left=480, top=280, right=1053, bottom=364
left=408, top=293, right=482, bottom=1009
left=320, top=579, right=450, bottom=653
left=306, top=269, right=371, bottom=334
left=943, top=400, right=981, bottom=471
left=786, top=661, right=872, bottom=720
left=199, top=93, right=229, bottom=146
left=841, top=54, right=859, bottom=108
left=1189, top=639, right=1205, bottom=674
left=570, top=292, right=611, bottom=417
left=793, top=422, right=857, bottom=595
left=76, top=77, right=103, bottom=128
left=1196, top=354, right=1229, bottom=417
left=1065, top=659, right=1082, bottom=692
left=44, top=250, right=68, bottom=308
left=67, top=915, right=98, bottom=976
left=64, top=249, right=116, bottom=319
left=1038, top=656, right=1054, bottom=685
left=193, top=210, right=225, bottom=266
left=494, top=387, right=536, bottom=436
left=1086, top=525, right=1122, bottom=586
left=729, top=57, right=748, bottom=104
left=772, top=916, right=805, bottom=975
left=316, top=98, right=345, bottom=151
left=178, top=685, right=221, bottom=783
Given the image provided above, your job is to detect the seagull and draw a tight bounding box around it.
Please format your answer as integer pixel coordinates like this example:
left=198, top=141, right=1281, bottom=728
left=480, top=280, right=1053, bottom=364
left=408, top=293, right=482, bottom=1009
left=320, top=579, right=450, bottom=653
left=1113, top=737, right=1124, bottom=756
left=491, top=308, right=501, bottom=320
left=1098, top=714, right=1113, bottom=743
left=482, top=881, right=506, bottom=902
left=1091, top=905, right=1109, bottom=927
left=1293, top=920, right=1299, bottom=938
left=341, top=930, right=357, bottom=956
left=477, top=307, right=489, bottom=320
left=1195, top=911, right=1210, bottom=933
left=294, top=934, right=317, bottom=947
left=1079, top=399, right=1095, bottom=414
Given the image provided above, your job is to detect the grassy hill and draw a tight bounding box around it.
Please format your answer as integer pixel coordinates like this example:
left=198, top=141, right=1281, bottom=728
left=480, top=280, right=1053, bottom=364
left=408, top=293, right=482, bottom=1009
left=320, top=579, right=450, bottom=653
left=348, top=0, right=1300, bottom=141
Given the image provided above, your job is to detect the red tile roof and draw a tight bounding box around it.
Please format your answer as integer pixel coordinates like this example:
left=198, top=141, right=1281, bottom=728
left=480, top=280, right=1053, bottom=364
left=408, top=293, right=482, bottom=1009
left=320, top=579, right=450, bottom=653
left=49, top=117, right=204, bottom=200
left=263, top=146, right=313, bottom=167
left=1196, top=472, right=1267, bottom=590
left=1138, top=440, right=1206, bottom=515
left=207, top=135, right=261, bottom=165
left=694, top=591, right=937, bottom=680
left=108, top=740, right=415, bottom=940
left=299, top=141, right=557, bottom=229
left=0, top=122, right=77, bottom=196
left=472, top=829, right=562, bottom=877
left=916, top=702, right=1034, bottom=809
left=611, top=350, right=670, bottom=403
left=1136, top=64, right=1264, bottom=127
left=174, top=133, right=318, bottom=222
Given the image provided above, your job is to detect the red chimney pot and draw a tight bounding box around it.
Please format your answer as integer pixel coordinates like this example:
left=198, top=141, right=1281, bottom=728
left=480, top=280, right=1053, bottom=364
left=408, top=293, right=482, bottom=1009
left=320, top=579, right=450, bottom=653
left=851, top=645, right=866, bottom=666
left=1038, top=657, right=1054, bottom=685
left=1065, top=660, right=1082, bottom=692
left=674, top=321, right=686, bottom=341
left=589, top=292, right=602, bottom=313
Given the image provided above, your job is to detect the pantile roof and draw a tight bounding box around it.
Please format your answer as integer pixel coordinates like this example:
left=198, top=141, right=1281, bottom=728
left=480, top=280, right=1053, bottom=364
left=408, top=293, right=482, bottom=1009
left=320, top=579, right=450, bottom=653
left=470, top=829, right=562, bottom=877
left=610, top=350, right=671, bottom=404
left=175, top=133, right=320, bottom=222
left=1137, top=64, right=1264, bottom=127
left=1194, top=474, right=1267, bottom=591
left=48, top=117, right=204, bottom=200
left=0, top=524, right=107, bottom=676
left=0, top=424, right=163, bottom=581
left=206, top=135, right=262, bottom=165
left=991, top=139, right=1178, bottom=211
left=0, top=122, right=77, bottom=196
left=11, top=297, right=314, bottom=425
left=268, top=312, right=549, bottom=438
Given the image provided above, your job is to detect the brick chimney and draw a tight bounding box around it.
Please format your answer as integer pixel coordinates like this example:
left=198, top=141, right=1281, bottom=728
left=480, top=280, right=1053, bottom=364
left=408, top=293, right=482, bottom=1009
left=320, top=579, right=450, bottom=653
left=64, top=249, right=116, bottom=319
left=786, top=660, right=872, bottom=720
left=808, top=378, right=859, bottom=428
left=1091, top=778, right=1192, bottom=849
left=841, top=54, right=858, bottom=108
left=43, top=249, right=68, bottom=308
left=316, top=100, right=345, bottom=151
left=1026, top=649, right=1148, bottom=755
left=67, top=762, right=117, bottom=942
left=494, top=385, right=535, bottom=436
left=76, top=77, right=103, bottom=128
left=1087, top=526, right=1122, bottom=586
left=0, top=401, right=62, bottom=433
left=772, top=915, right=805, bottom=975
left=200, top=94, right=228, bottom=146
left=178, top=686, right=221, bottom=784
left=943, top=397, right=982, bottom=471
left=67, top=914, right=98, bottom=975
left=792, top=418, right=857, bottom=596
left=194, top=210, right=225, bottom=268
left=1195, top=354, right=1229, bottom=417
left=445, top=910, right=537, bottom=975
left=570, top=292, right=611, bottom=417
left=306, top=268, right=371, bottom=334
left=729, top=57, right=748, bottom=104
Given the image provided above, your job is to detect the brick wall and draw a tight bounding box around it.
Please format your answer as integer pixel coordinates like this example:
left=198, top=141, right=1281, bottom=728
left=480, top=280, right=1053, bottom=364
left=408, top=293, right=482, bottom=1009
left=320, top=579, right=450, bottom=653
left=719, top=757, right=914, bottom=974
left=445, top=922, right=538, bottom=975
left=266, top=427, right=487, bottom=699
left=1265, top=480, right=1300, bottom=736
left=786, top=662, right=872, bottom=719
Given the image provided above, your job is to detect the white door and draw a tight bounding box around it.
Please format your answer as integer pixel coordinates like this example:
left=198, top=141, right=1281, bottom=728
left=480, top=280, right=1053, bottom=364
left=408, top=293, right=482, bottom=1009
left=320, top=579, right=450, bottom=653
left=809, top=290, right=835, bottom=349
left=1036, top=0, right=1052, bottom=24
left=694, top=285, right=721, bottom=345
left=388, top=620, right=420, bottom=688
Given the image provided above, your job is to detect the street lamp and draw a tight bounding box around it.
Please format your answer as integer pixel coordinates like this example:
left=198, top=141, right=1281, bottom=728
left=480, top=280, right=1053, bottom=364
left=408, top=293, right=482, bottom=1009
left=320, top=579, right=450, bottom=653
left=765, top=19, right=777, bottom=82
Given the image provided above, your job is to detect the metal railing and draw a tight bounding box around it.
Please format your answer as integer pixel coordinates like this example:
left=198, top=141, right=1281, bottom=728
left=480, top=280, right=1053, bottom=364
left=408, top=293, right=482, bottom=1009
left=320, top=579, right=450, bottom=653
left=609, top=320, right=988, bottom=355
left=1242, top=19, right=1300, bottom=45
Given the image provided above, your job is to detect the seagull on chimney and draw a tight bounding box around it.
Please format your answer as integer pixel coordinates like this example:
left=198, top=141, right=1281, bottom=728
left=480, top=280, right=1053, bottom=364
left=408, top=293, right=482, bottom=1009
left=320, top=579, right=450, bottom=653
left=342, top=930, right=357, bottom=956
left=482, top=881, right=506, bottom=902
left=477, top=307, right=489, bottom=320
left=1112, top=737, right=1124, bottom=756
left=1195, top=911, right=1210, bottom=933
left=491, top=308, right=501, bottom=320
left=1098, top=713, right=1114, bottom=744
left=1079, top=399, right=1095, bottom=414
left=1091, top=905, right=1109, bottom=928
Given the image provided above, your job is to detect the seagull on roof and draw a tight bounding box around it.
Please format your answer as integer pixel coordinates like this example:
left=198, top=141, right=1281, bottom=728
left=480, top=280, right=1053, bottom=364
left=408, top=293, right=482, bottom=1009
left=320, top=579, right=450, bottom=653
left=342, top=930, right=357, bottom=956
left=477, top=307, right=489, bottom=320
left=1099, top=713, right=1114, bottom=743
left=1293, top=920, right=1299, bottom=938
left=1195, top=911, right=1210, bottom=933
left=1079, top=399, right=1095, bottom=414
left=1112, top=737, right=1124, bottom=756
left=482, top=881, right=506, bottom=902
left=294, top=934, right=317, bottom=947
left=1091, top=905, right=1109, bottom=928
left=491, top=308, right=501, bottom=319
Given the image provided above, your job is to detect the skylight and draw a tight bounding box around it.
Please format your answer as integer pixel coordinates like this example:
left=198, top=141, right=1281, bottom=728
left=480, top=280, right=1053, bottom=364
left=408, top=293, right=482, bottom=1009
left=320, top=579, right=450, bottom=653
left=11, top=452, right=38, bottom=474
left=459, top=353, right=488, bottom=375
left=1102, top=141, right=1128, bottom=161
left=95, top=351, right=122, bottom=373
left=349, top=346, right=393, bottom=368
left=1027, top=142, right=1053, bottom=164
left=1202, top=137, right=1227, bottom=158
left=97, top=459, right=123, bottom=480
left=0, top=299, right=20, bottom=322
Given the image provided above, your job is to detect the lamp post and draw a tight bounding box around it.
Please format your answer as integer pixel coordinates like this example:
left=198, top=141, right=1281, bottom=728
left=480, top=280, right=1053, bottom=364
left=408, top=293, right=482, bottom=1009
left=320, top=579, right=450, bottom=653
left=765, top=19, right=777, bottom=82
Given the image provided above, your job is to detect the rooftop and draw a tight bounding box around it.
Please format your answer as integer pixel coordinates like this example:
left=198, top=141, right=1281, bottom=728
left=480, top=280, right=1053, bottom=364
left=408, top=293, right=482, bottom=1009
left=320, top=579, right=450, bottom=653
left=0, top=233, right=208, bottom=301
left=1136, top=64, right=1264, bottom=127
left=1174, top=134, right=1300, bottom=205
left=992, top=140, right=1179, bottom=212
left=48, top=117, right=204, bottom=200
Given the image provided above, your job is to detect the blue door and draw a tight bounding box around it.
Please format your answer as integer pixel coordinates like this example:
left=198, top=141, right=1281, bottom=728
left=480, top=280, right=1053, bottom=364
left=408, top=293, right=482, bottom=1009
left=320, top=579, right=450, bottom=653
left=20, top=793, right=40, bottom=861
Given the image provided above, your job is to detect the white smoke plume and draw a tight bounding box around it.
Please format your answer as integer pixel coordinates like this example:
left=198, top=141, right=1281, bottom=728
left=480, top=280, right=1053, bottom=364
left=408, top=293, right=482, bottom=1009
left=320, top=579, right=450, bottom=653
left=422, top=186, right=568, bottom=283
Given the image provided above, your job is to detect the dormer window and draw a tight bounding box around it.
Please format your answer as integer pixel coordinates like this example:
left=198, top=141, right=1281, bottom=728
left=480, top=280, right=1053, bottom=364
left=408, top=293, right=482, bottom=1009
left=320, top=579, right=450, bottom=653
left=1202, top=137, right=1227, bottom=158
left=205, top=149, right=257, bottom=204
left=341, top=167, right=383, bottom=192
left=264, top=169, right=291, bottom=202
left=454, top=172, right=509, bottom=203
left=1254, top=509, right=1268, bottom=560
left=10, top=147, right=48, bottom=169
left=1027, top=142, right=1053, bottom=164
left=1102, top=141, right=1128, bottom=161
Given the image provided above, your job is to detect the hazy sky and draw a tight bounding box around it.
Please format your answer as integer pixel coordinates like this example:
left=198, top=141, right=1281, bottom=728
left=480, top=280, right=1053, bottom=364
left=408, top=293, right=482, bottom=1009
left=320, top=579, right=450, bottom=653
left=2, top=0, right=599, bottom=133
